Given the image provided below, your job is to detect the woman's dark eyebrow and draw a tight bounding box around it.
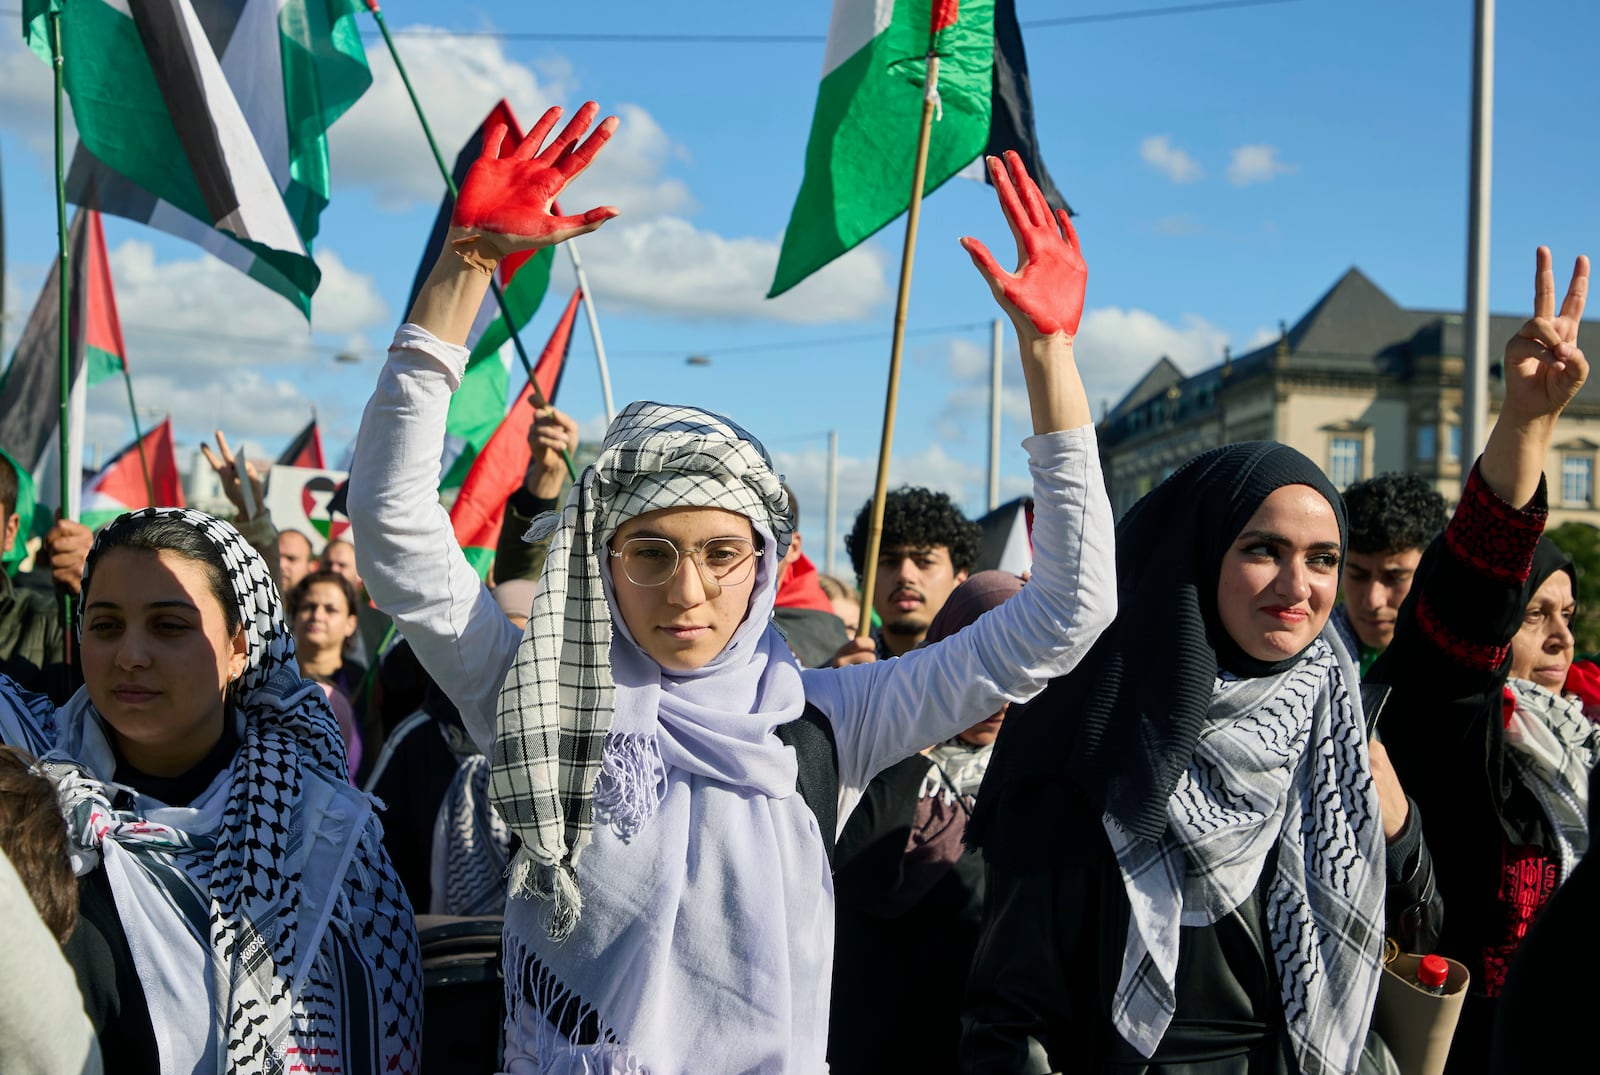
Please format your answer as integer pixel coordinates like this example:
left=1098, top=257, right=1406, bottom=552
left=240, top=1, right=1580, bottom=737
left=83, top=599, right=199, bottom=612
left=1235, top=530, right=1340, bottom=553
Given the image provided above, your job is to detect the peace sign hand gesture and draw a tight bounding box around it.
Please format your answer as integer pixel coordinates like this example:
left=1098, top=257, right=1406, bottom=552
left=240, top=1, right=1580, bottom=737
left=451, top=101, right=620, bottom=255
left=1503, top=247, right=1590, bottom=424
left=960, top=151, right=1087, bottom=346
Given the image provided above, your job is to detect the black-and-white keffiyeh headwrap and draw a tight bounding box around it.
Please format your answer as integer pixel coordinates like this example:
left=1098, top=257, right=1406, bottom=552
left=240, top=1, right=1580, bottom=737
left=1104, top=630, right=1385, bottom=1075
left=492, top=401, right=793, bottom=939
left=1502, top=677, right=1600, bottom=881
left=44, top=508, right=420, bottom=1074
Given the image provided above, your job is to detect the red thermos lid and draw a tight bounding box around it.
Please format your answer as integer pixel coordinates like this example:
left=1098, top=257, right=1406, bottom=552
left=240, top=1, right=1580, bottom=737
left=1417, top=954, right=1449, bottom=989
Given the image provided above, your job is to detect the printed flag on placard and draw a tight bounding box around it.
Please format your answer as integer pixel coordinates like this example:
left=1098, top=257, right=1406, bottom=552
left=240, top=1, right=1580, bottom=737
left=23, top=0, right=372, bottom=316
left=0, top=208, right=94, bottom=530
left=448, top=288, right=579, bottom=579
left=769, top=0, right=995, bottom=298
left=276, top=418, right=327, bottom=470
left=81, top=418, right=185, bottom=531
left=264, top=465, right=350, bottom=555
left=403, top=100, right=556, bottom=492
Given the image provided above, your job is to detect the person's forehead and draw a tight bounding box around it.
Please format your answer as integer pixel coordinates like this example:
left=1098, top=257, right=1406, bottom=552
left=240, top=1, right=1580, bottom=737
left=1532, top=570, right=1575, bottom=605
left=1346, top=547, right=1423, bottom=570
left=279, top=532, right=312, bottom=554
left=880, top=543, right=952, bottom=559
left=614, top=505, right=752, bottom=541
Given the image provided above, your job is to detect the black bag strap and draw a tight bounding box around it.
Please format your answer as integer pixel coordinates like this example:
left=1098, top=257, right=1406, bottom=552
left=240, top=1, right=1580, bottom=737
left=1361, top=682, right=1392, bottom=739
left=775, top=703, right=841, bottom=869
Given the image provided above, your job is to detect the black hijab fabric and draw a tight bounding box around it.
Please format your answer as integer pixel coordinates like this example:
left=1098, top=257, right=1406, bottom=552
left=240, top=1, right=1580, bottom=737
left=973, top=442, right=1347, bottom=848
left=1525, top=537, right=1576, bottom=612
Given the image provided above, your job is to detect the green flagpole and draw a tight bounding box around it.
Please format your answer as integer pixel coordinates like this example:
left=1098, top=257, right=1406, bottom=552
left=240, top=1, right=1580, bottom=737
left=120, top=365, right=156, bottom=505
left=362, top=0, right=576, bottom=482
left=49, top=7, right=74, bottom=657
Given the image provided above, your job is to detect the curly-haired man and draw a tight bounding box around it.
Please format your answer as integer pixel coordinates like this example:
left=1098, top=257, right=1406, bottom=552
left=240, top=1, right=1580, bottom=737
left=1336, top=472, right=1450, bottom=674
left=844, top=487, right=982, bottom=659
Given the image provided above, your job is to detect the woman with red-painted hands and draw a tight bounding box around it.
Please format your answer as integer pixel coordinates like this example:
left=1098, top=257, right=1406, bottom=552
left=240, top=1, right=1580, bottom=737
left=348, top=120, right=1115, bottom=1073
left=962, top=156, right=1420, bottom=1074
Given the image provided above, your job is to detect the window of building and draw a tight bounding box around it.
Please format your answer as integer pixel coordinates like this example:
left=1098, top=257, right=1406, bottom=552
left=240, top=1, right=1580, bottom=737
left=1329, top=437, right=1363, bottom=489
left=1448, top=424, right=1461, bottom=460
left=1416, top=426, right=1437, bottom=461
left=1562, top=454, right=1593, bottom=507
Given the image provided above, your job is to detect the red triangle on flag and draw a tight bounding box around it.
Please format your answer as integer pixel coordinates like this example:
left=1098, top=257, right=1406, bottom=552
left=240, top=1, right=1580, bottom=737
left=87, top=418, right=185, bottom=512
left=82, top=209, right=128, bottom=369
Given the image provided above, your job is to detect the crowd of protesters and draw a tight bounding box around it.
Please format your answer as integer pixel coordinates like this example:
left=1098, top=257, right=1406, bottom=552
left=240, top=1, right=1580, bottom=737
left=0, top=100, right=1595, bottom=1075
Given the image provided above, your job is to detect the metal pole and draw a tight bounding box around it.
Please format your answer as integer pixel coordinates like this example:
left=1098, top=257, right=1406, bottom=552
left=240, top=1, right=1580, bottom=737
left=1462, top=0, right=1494, bottom=463
left=564, top=240, right=616, bottom=423
left=987, top=317, right=1003, bottom=511
left=119, top=365, right=155, bottom=503
left=825, top=429, right=839, bottom=578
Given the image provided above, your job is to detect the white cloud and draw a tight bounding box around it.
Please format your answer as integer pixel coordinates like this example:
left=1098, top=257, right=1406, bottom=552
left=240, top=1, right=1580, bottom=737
left=105, top=240, right=388, bottom=373
left=562, top=217, right=889, bottom=323
left=331, top=27, right=575, bottom=210
left=0, top=32, right=67, bottom=155
left=1227, top=144, right=1297, bottom=187
left=1140, top=135, right=1203, bottom=184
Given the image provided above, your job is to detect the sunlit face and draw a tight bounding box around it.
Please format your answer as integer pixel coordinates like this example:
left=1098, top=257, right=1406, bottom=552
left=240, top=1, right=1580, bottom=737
left=873, top=545, right=968, bottom=654
left=293, top=581, right=359, bottom=657
left=80, top=548, right=247, bottom=777
left=1340, top=547, right=1424, bottom=652
left=1216, top=485, right=1343, bottom=664
left=1509, top=570, right=1576, bottom=693
left=277, top=531, right=314, bottom=591
left=608, top=506, right=760, bottom=673
left=321, top=541, right=361, bottom=590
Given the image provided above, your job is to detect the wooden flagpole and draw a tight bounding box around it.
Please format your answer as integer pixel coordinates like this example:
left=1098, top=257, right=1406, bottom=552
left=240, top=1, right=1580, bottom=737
left=852, top=38, right=944, bottom=640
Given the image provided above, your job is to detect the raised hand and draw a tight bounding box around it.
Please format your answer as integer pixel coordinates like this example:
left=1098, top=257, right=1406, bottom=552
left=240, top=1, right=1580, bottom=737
left=525, top=405, right=578, bottom=499
left=451, top=101, right=619, bottom=254
left=960, top=151, right=1087, bottom=343
left=199, top=430, right=266, bottom=522
left=1502, top=247, right=1590, bottom=423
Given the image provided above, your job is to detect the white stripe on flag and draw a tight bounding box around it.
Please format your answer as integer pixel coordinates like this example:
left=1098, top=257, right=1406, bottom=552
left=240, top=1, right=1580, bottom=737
left=822, top=0, right=895, bottom=78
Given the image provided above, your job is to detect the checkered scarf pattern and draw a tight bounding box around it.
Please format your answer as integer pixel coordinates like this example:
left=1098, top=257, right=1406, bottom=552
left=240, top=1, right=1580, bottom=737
left=1503, top=678, right=1600, bottom=881
left=1104, top=633, right=1385, bottom=1075
left=491, top=401, right=792, bottom=939
left=47, top=509, right=420, bottom=1073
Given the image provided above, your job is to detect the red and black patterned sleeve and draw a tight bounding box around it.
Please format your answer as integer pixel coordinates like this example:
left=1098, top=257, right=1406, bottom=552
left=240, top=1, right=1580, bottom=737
left=1409, top=462, right=1547, bottom=673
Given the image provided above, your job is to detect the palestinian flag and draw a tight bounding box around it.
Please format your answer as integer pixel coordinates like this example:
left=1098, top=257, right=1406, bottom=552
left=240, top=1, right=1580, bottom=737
left=24, top=0, right=372, bottom=316
left=769, top=0, right=995, bottom=298
left=448, top=288, right=579, bottom=579
left=81, top=418, right=185, bottom=531
left=404, top=100, right=555, bottom=492
left=277, top=417, right=326, bottom=469
left=80, top=209, right=130, bottom=387
left=0, top=208, right=95, bottom=533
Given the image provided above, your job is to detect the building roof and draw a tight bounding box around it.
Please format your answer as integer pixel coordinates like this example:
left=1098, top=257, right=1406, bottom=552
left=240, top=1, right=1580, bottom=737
left=1101, top=264, right=1600, bottom=445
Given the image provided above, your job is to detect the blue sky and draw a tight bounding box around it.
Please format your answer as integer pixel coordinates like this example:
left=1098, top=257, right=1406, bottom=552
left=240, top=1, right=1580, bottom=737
left=2, top=0, right=1597, bottom=570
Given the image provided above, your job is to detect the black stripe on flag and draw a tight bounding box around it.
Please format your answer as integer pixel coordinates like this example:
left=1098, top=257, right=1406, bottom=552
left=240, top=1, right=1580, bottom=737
left=0, top=211, right=90, bottom=474
left=987, top=0, right=1073, bottom=215
left=128, top=0, right=242, bottom=230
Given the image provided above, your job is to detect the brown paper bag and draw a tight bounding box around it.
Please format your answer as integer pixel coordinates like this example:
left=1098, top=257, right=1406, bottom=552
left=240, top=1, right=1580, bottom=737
left=1371, top=952, right=1470, bottom=1075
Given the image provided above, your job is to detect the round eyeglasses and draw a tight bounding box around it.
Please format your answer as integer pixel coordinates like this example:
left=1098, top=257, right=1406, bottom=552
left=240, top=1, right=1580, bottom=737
left=609, top=536, right=761, bottom=593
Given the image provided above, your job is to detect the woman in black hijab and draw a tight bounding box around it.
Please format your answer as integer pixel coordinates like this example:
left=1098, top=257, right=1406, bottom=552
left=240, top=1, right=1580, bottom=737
left=963, top=443, right=1390, bottom=1075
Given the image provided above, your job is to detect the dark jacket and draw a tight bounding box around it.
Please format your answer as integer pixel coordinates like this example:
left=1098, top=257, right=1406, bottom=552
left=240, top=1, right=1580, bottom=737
left=1370, top=464, right=1551, bottom=1075
left=0, top=570, right=69, bottom=703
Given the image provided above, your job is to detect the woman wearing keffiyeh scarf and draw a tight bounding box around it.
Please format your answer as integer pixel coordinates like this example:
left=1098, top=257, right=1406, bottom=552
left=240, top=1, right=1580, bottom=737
left=348, top=109, right=1116, bottom=1073
left=0, top=508, right=422, bottom=1074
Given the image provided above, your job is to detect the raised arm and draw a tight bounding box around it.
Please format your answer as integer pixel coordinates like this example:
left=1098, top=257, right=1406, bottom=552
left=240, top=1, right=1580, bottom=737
left=1374, top=249, right=1589, bottom=707
left=809, top=153, right=1115, bottom=800
left=348, top=103, right=617, bottom=751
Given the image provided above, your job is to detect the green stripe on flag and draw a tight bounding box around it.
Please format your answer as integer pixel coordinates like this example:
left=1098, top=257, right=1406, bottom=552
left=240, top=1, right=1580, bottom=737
left=278, top=0, right=373, bottom=244
left=85, top=344, right=123, bottom=388
left=468, top=248, right=555, bottom=365
left=441, top=354, right=510, bottom=491
left=462, top=545, right=495, bottom=580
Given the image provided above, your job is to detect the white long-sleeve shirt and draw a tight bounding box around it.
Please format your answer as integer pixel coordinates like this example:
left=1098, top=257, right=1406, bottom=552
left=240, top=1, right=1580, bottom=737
left=348, top=325, right=1117, bottom=830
